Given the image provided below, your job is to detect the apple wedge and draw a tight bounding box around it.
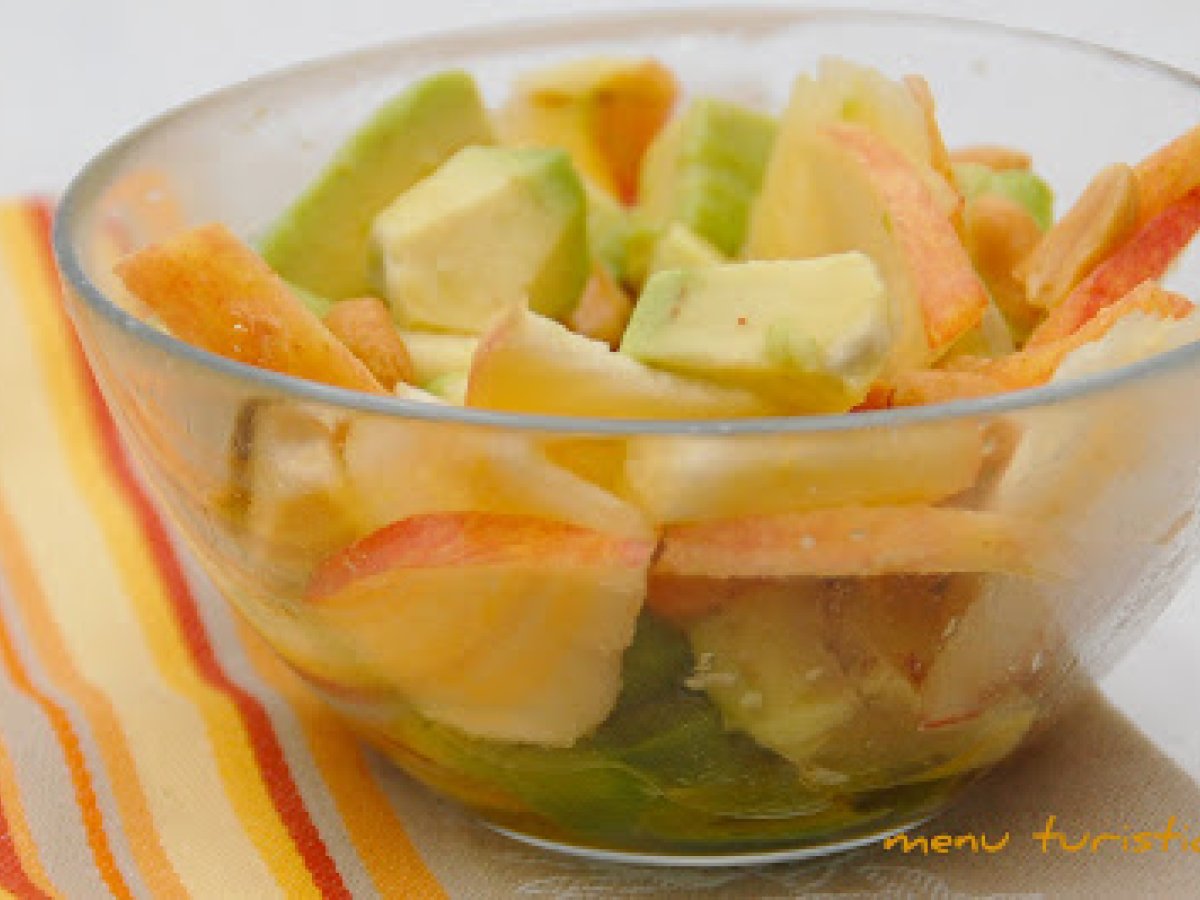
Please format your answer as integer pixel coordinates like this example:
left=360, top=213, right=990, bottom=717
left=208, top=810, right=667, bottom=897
left=1134, top=124, right=1200, bottom=230
left=115, top=224, right=384, bottom=393
left=653, top=506, right=1039, bottom=582
left=323, top=297, right=414, bottom=389
left=566, top=266, right=634, bottom=348
left=1028, top=187, right=1200, bottom=346
left=466, top=306, right=779, bottom=418
left=808, top=124, right=990, bottom=366
left=624, top=420, right=985, bottom=524
left=345, top=384, right=652, bottom=539
left=499, top=57, right=678, bottom=203
left=306, top=512, right=654, bottom=745
left=747, top=57, right=956, bottom=262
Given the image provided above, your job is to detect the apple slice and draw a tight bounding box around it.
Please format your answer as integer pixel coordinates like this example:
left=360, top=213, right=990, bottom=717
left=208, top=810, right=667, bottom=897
left=345, top=384, right=653, bottom=540
left=919, top=577, right=1055, bottom=728
left=1028, top=187, right=1200, bottom=346
left=653, top=506, right=1039, bottom=582
left=624, top=420, right=985, bottom=524
left=947, top=281, right=1194, bottom=390
left=809, top=124, right=990, bottom=365
left=323, top=298, right=414, bottom=389
left=1133, top=124, right=1200, bottom=230
left=566, top=266, right=634, bottom=348
left=747, top=57, right=955, bottom=263
left=1016, top=163, right=1140, bottom=312
left=306, top=512, right=654, bottom=745
left=115, top=224, right=384, bottom=393
left=466, top=306, right=779, bottom=418
left=500, top=57, right=678, bottom=203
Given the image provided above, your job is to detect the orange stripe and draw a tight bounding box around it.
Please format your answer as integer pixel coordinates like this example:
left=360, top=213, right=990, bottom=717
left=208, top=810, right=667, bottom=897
left=234, top=618, right=449, bottom=898
left=0, top=526, right=132, bottom=898
left=0, top=731, right=56, bottom=899
left=32, top=201, right=351, bottom=896
left=0, top=501, right=187, bottom=899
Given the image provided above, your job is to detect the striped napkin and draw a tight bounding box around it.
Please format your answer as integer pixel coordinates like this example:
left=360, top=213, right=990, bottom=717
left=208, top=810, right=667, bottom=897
left=2, top=197, right=1199, bottom=898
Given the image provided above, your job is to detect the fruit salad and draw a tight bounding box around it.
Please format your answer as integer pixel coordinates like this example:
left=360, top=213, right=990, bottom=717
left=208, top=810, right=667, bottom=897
left=108, top=55, right=1200, bottom=856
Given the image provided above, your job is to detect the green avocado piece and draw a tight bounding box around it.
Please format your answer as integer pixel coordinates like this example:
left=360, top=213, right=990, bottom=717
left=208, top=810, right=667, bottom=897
left=585, top=182, right=659, bottom=288
left=260, top=70, right=495, bottom=300
left=622, top=255, right=890, bottom=411
left=371, top=146, right=589, bottom=332
left=639, top=99, right=777, bottom=256
left=954, top=162, right=1055, bottom=231
left=647, top=222, right=724, bottom=277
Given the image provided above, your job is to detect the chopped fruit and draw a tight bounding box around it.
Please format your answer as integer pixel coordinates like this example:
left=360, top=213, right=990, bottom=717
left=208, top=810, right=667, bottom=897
left=115, top=224, right=385, bottom=392
left=1028, top=187, right=1200, bottom=345
left=241, top=403, right=362, bottom=587
left=687, top=588, right=860, bottom=767
left=323, top=298, right=414, bottom=389
left=622, top=255, right=890, bottom=411
left=1133, top=124, right=1200, bottom=229
left=747, top=57, right=956, bottom=262
left=422, top=371, right=469, bottom=404
left=307, top=513, right=654, bottom=745
left=584, top=182, right=659, bottom=287
left=953, top=163, right=1054, bottom=231
left=653, top=507, right=1039, bottom=581
left=948, top=281, right=1194, bottom=390
left=1016, top=163, right=1140, bottom=311
left=639, top=98, right=777, bottom=256
left=959, top=194, right=1044, bottom=341
left=372, top=146, right=588, bottom=332
left=645, top=223, right=724, bottom=277
left=500, top=57, right=678, bottom=202
left=624, top=421, right=985, bottom=523
left=567, top=266, right=635, bottom=348
left=397, top=330, right=478, bottom=384
left=919, top=578, right=1055, bottom=728
left=807, top=124, right=990, bottom=366
left=261, top=71, right=494, bottom=299
left=345, top=385, right=654, bottom=540
left=949, top=145, right=1033, bottom=172
left=943, top=301, right=1015, bottom=361
left=888, top=369, right=1008, bottom=407
left=903, top=75, right=957, bottom=190
left=467, top=307, right=779, bottom=418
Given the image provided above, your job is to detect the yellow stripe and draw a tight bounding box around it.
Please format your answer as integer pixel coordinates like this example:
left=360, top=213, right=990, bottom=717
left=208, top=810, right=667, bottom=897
left=0, top=205, right=294, bottom=897
left=0, top=728, right=59, bottom=898
left=235, top=617, right=449, bottom=898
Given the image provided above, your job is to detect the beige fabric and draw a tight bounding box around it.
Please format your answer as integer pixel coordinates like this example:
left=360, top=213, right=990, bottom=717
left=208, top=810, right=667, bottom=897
left=378, top=686, right=1200, bottom=898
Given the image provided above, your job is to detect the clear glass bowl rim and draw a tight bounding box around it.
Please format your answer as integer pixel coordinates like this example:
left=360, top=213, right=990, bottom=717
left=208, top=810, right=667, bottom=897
left=52, top=5, right=1200, bottom=437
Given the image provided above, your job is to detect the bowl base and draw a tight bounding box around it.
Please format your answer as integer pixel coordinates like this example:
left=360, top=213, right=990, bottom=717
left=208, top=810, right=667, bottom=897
left=486, top=814, right=934, bottom=868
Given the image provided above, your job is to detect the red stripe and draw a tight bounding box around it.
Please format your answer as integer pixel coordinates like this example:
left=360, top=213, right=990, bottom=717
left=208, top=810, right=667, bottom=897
left=0, top=797, right=51, bottom=900
left=36, top=202, right=353, bottom=899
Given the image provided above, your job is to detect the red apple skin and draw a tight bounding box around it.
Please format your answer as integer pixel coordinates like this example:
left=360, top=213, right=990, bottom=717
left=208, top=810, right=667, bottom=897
left=1029, top=187, right=1200, bottom=347
left=308, top=511, right=655, bottom=603
left=822, top=123, right=990, bottom=354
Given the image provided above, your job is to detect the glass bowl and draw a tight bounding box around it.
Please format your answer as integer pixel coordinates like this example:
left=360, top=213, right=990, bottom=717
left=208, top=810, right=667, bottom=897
left=53, top=8, right=1200, bottom=865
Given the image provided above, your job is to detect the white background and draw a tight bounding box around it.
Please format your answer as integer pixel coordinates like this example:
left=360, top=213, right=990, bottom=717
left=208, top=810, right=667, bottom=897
left=2, top=0, right=1199, bottom=776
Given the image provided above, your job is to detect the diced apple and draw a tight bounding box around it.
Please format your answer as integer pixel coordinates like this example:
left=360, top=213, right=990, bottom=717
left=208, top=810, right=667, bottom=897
left=344, top=385, right=654, bottom=540
left=959, top=193, right=1044, bottom=342
left=1133, top=124, right=1200, bottom=230
left=653, top=506, right=1039, bottom=581
left=398, top=330, right=478, bottom=384
left=566, top=266, right=634, bottom=348
left=306, top=512, right=654, bottom=745
left=323, top=297, right=414, bottom=389
left=624, top=420, right=985, bottom=523
left=115, top=224, right=384, bottom=392
left=466, top=306, right=779, bottom=418
left=1016, top=163, right=1140, bottom=311
left=500, top=57, right=678, bottom=202
left=810, top=124, right=990, bottom=364
left=748, top=58, right=951, bottom=260
left=949, top=145, right=1033, bottom=172
left=887, top=369, right=1008, bottom=407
